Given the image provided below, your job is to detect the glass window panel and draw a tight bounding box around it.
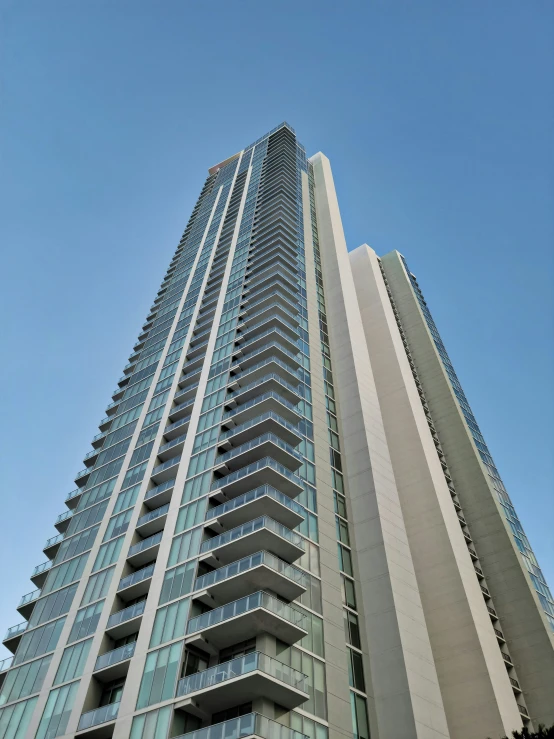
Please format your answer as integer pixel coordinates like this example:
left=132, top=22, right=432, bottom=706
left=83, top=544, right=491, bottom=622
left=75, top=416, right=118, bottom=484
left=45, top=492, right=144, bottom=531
left=150, top=598, right=190, bottom=648
left=35, top=681, right=79, bottom=739
left=0, top=655, right=51, bottom=706
left=54, top=639, right=93, bottom=685
left=136, top=642, right=183, bottom=709
left=0, top=697, right=38, bottom=739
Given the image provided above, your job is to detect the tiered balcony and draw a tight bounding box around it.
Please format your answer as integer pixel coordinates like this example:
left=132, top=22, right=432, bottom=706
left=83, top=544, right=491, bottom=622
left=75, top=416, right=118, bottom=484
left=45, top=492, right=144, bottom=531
left=94, top=642, right=136, bottom=681
left=225, top=374, right=300, bottom=409
left=213, top=434, right=302, bottom=477
left=231, top=341, right=301, bottom=374
left=117, top=563, right=155, bottom=600
left=242, top=288, right=298, bottom=316
left=239, top=301, right=299, bottom=330
left=199, top=516, right=304, bottom=567
left=0, top=656, right=13, bottom=689
left=237, top=315, right=299, bottom=345
left=150, top=454, right=181, bottom=484
left=157, top=432, right=187, bottom=461
left=221, top=392, right=301, bottom=430
left=65, top=487, right=84, bottom=508
left=54, top=509, right=74, bottom=533
left=2, top=621, right=27, bottom=652
left=205, top=486, right=304, bottom=533
left=76, top=702, right=119, bottom=737
left=143, top=478, right=176, bottom=509
left=175, top=652, right=308, bottom=714
left=228, top=356, right=299, bottom=390
left=218, top=412, right=301, bottom=450
left=105, top=600, right=146, bottom=640
left=43, top=532, right=64, bottom=559
left=136, top=504, right=169, bottom=537
left=210, top=457, right=304, bottom=501
left=233, top=327, right=298, bottom=361
left=127, top=531, right=163, bottom=567
left=164, top=413, right=192, bottom=440
left=185, top=591, right=306, bottom=654
left=173, top=713, right=308, bottom=739
left=17, top=588, right=42, bottom=619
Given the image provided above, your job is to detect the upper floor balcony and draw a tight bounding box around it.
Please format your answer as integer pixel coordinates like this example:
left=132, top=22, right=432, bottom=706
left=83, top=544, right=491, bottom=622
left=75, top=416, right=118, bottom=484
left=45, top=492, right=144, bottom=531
left=150, top=454, right=181, bottom=484
left=172, top=713, right=308, bottom=739
left=143, top=478, right=176, bottom=510
left=233, top=327, right=298, bottom=363
left=242, top=287, right=299, bottom=317
left=239, top=300, right=299, bottom=331
left=213, top=434, right=302, bottom=478
left=225, top=373, right=300, bottom=410
left=127, top=531, right=163, bottom=568
left=194, top=551, right=306, bottom=606
left=105, top=600, right=146, bottom=641
left=199, top=516, right=304, bottom=567
left=237, top=314, right=299, bottom=347
left=218, top=411, right=301, bottom=451
left=94, top=642, right=136, bottom=682
left=17, top=588, right=42, bottom=619
left=2, top=621, right=27, bottom=653
left=0, top=656, right=13, bottom=689
left=65, top=487, right=84, bottom=509
left=117, top=563, right=155, bottom=601
left=76, top=701, right=119, bottom=738
left=175, top=651, right=308, bottom=715
left=231, top=339, right=301, bottom=374
left=30, top=560, right=52, bottom=588
left=43, top=532, right=64, bottom=559
left=205, top=485, right=304, bottom=533
left=164, top=413, right=192, bottom=441
left=229, top=354, right=299, bottom=389
left=210, top=457, right=304, bottom=501
left=222, top=391, right=301, bottom=431
left=136, top=504, right=169, bottom=537
left=54, top=509, right=74, bottom=533
left=168, top=397, right=196, bottom=423
left=157, top=432, right=187, bottom=462
left=186, top=590, right=306, bottom=655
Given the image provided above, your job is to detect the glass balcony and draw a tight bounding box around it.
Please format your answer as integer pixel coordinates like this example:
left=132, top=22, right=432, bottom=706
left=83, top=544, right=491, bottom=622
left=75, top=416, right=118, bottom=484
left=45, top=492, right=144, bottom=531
left=75, top=467, right=91, bottom=487
left=211, top=457, right=304, bottom=500
left=31, top=560, right=52, bottom=587
left=244, top=288, right=299, bottom=315
left=234, top=327, right=298, bottom=362
left=245, top=276, right=298, bottom=308
left=106, top=600, right=146, bottom=640
left=151, top=454, right=181, bottom=483
left=231, top=340, right=301, bottom=374
left=127, top=531, right=163, bottom=567
left=43, top=532, right=64, bottom=558
left=0, top=656, right=13, bottom=673
left=157, top=432, right=187, bottom=461
left=54, top=509, right=74, bottom=532
left=94, top=642, right=136, bottom=680
left=144, top=478, right=175, bottom=509
left=226, top=373, right=300, bottom=409
left=65, top=488, right=83, bottom=508
left=174, top=713, right=308, bottom=739
left=186, top=591, right=306, bottom=652
left=246, top=267, right=297, bottom=295
left=229, top=355, right=299, bottom=390
left=214, top=433, right=302, bottom=477
left=168, top=397, right=196, bottom=421
left=219, top=412, right=301, bottom=452
left=199, top=516, right=304, bottom=565
left=77, top=702, right=120, bottom=734
left=164, top=413, right=192, bottom=439
left=117, top=563, right=155, bottom=600
left=222, top=392, right=300, bottom=433
left=3, top=621, right=27, bottom=652
left=83, top=448, right=100, bottom=467
left=18, top=589, right=41, bottom=618
left=136, top=504, right=169, bottom=537
left=242, top=300, right=299, bottom=327
left=205, top=485, right=304, bottom=532
left=238, top=314, right=298, bottom=344
left=175, top=651, right=307, bottom=712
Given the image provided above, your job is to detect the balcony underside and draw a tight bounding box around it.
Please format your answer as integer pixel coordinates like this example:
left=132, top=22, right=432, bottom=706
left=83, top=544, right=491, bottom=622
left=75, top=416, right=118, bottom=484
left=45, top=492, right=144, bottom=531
left=200, top=528, right=304, bottom=567
left=206, top=495, right=303, bottom=533
left=195, top=563, right=305, bottom=606
left=211, top=464, right=303, bottom=501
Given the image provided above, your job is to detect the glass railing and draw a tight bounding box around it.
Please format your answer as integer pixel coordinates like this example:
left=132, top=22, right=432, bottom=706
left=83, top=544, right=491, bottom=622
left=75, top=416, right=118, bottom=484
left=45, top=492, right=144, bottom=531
left=151, top=454, right=181, bottom=476
left=173, top=713, right=308, bottom=739
left=246, top=276, right=298, bottom=302
left=219, top=412, right=300, bottom=444
left=187, top=591, right=305, bottom=635
left=230, top=373, right=300, bottom=403
left=77, top=701, right=120, bottom=731
left=55, top=510, right=73, bottom=524
left=19, top=589, right=41, bottom=607
left=137, top=504, right=169, bottom=528
left=231, top=342, right=300, bottom=371
left=83, top=448, right=98, bottom=461
left=44, top=533, right=64, bottom=548
left=216, top=434, right=302, bottom=466
left=205, top=486, right=304, bottom=523
left=246, top=289, right=299, bottom=314
left=237, top=327, right=298, bottom=356
left=144, top=478, right=175, bottom=502
left=170, top=397, right=195, bottom=415
left=223, top=392, right=299, bottom=423
left=173, top=382, right=199, bottom=403
left=65, top=488, right=82, bottom=502
left=118, top=563, right=155, bottom=591
left=107, top=600, right=146, bottom=630
left=245, top=300, right=299, bottom=324
left=195, top=551, right=306, bottom=593
left=230, top=356, right=299, bottom=386
left=32, top=561, right=52, bottom=578
left=164, top=414, right=192, bottom=434
left=94, top=641, right=136, bottom=672
left=128, top=531, right=162, bottom=558
left=4, top=622, right=27, bottom=640
left=0, top=656, right=13, bottom=672
left=91, top=430, right=107, bottom=443
left=158, top=432, right=187, bottom=455
left=75, top=467, right=89, bottom=480
left=241, top=315, right=299, bottom=340
left=247, top=265, right=298, bottom=288
left=200, top=516, right=304, bottom=555
left=176, top=652, right=307, bottom=698
left=211, top=457, right=303, bottom=492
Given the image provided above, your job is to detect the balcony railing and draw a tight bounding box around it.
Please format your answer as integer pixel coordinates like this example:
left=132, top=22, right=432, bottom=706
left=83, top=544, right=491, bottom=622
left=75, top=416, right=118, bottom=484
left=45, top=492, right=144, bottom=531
left=164, top=414, right=192, bottom=435
left=195, top=550, right=306, bottom=593
left=144, top=478, right=175, bottom=502
left=118, top=563, right=155, bottom=591
left=236, top=327, right=298, bottom=357
left=4, top=622, right=27, bottom=640
left=94, top=642, right=136, bottom=672
left=77, top=702, right=120, bottom=732
left=187, top=591, right=305, bottom=636
left=31, top=561, right=52, bottom=578
left=176, top=651, right=307, bottom=698
left=205, top=485, right=304, bottom=523
left=44, top=533, right=64, bottom=549
left=55, top=510, right=73, bottom=525
left=136, top=504, right=169, bottom=529
left=173, top=713, right=308, bottom=739
left=128, top=531, right=163, bottom=558
left=200, top=516, right=304, bottom=555
left=106, top=600, right=146, bottom=631
left=19, top=589, right=41, bottom=608
left=216, top=433, right=302, bottom=466
left=0, top=656, right=13, bottom=673
left=223, top=391, right=299, bottom=424
left=151, top=454, right=181, bottom=478
left=244, top=301, right=299, bottom=325
left=231, top=341, right=300, bottom=372
left=210, top=457, right=304, bottom=494
left=230, top=356, right=299, bottom=386
left=219, top=411, right=300, bottom=444
left=245, top=289, right=299, bottom=314
left=228, top=374, right=300, bottom=404
left=158, top=433, right=187, bottom=455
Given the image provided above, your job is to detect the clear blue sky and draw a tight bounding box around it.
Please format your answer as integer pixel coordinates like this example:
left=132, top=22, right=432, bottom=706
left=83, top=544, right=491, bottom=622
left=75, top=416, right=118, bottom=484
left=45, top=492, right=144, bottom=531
left=1, top=0, right=553, bottom=654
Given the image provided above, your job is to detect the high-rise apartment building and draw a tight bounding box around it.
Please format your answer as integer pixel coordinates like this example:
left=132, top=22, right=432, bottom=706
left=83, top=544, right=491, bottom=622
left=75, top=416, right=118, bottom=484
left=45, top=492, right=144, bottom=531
left=1, top=123, right=552, bottom=739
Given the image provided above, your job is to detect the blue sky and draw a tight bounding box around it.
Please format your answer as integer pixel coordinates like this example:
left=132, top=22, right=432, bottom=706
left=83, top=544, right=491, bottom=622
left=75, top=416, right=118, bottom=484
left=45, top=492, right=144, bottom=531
left=0, top=0, right=552, bottom=654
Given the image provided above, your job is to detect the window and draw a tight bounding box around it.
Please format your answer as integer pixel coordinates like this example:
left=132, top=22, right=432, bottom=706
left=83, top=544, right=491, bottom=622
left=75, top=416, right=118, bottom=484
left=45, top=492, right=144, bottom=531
left=350, top=692, right=370, bottom=739
left=103, top=508, right=133, bottom=542
left=297, top=539, right=320, bottom=577
left=295, top=606, right=324, bottom=657
left=35, top=681, right=79, bottom=739
left=159, top=562, right=196, bottom=605
left=54, top=639, right=93, bottom=685
left=297, top=572, right=322, bottom=614
left=275, top=642, right=326, bottom=719
left=174, top=499, right=206, bottom=534
left=68, top=601, right=104, bottom=643
left=114, top=483, right=141, bottom=514
left=341, top=575, right=357, bottom=609
left=0, top=655, right=51, bottom=706
left=334, top=492, right=347, bottom=519
left=0, top=697, right=38, bottom=739
left=336, top=517, right=350, bottom=546
left=130, top=705, right=172, bottom=739
left=81, top=567, right=114, bottom=606
left=13, top=618, right=66, bottom=667
left=54, top=525, right=99, bottom=564
left=42, top=553, right=89, bottom=595
left=93, top=536, right=124, bottom=572
left=347, top=649, right=365, bottom=692
left=344, top=610, right=361, bottom=650
left=167, top=527, right=202, bottom=567
left=150, top=598, right=190, bottom=648
left=28, top=584, right=78, bottom=628
left=338, top=544, right=354, bottom=577
left=136, top=642, right=183, bottom=709
left=290, top=712, right=328, bottom=739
